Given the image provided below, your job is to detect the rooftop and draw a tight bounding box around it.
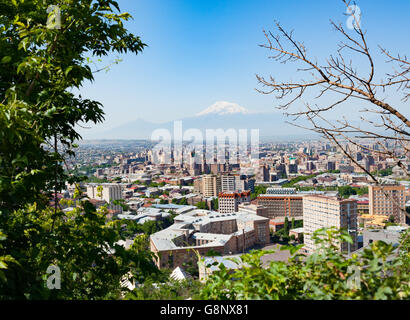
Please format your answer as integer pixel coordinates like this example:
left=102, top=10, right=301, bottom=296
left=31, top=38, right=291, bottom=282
left=151, top=209, right=269, bottom=252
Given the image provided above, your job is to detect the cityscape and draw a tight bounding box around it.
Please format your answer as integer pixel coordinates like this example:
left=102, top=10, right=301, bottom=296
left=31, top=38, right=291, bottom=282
left=65, top=137, right=409, bottom=283
left=0, top=0, right=409, bottom=307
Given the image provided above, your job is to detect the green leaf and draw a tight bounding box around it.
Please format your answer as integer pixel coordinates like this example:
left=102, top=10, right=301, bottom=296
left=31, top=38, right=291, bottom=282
left=0, top=260, right=7, bottom=269
left=65, top=66, right=73, bottom=77
left=1, top=56, right=12, bottom=64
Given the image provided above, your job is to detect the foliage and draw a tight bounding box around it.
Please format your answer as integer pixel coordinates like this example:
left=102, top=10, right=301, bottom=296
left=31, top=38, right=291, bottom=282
left=283, top=217, right=289, bottom=234
left=148, top=181, right=166, bottom=188
left=182, top=259, right=199, bottom=278
left=337, top=186, right=368, bottom=198
left=372, top=167, right=393, bottom=177
left=120, top=216, right=174, bottom=238
left=126, top=279, right=203, bottom=300
left=195, top=201, right=208, bottom=210
left=84, top=176, right=110, bottom=183
left=211, top=198, right=218, bottom=210
left=0, top=202, right=161, bottom=299
left=0, top=0, right=148, bottom=299
left=171, top=197, right=188, bottom=205
left=357, top=187, right=368, bottom=196
left=251, top=185, right=267, bottom=201
left=69, top=163, right=115, bottom=177
left=282, top=173, right=324, bottom=188
left=271, top=219, right=302, bottom=244
left=200, top=228, right=410, bottom=300
left=205, top=249, right=222, bottom=257
left=338, top=185, right=357, bottom=198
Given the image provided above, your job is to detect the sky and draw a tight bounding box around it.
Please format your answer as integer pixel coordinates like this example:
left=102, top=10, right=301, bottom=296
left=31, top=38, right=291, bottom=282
left=76, top=0, right=410, bottom=138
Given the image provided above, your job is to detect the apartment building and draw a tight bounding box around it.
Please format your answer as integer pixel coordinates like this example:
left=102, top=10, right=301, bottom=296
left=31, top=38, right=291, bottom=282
left=195, top=174, right=254, bottom=197
left=303, top=195, right=358, bottom=254
left=86, top=183, right=123, bottom=213
left=220, top=174, right=252, bottom=192
left=194, top=174, right=221, bottom=197
left=368, top=184, right=406, bottom=224
left=221, top=175, right=236, bottom=192
left=218, top=191, right=251, bottom=214
left=257, top=192, right=304, bottom=219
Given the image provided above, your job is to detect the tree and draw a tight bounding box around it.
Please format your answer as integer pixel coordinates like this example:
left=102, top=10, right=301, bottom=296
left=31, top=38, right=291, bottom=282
left=257, top=0, right=409, bottom=220
left=196, top=201, right=208, bottom=210
left=338, top=185, right=357, bottom=198
left=373, top=167, right=393, bottom=177
left=127, top=279, right=203, bottom=300
left=357, top=186, right=368, bottom=196
left=283, top=217, right=289, bottom=235
left=0, top=0, right=151, bottom=299
left=212, top=198, right=218, bottom=210
left=199, top=228, right=410, bottom=299
left=198, top=2, right=410, bottom=300
left=251, top=185, right=267, bottom=201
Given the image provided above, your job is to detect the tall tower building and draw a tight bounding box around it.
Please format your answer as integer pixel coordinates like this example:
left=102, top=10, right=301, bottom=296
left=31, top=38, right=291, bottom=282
left=201, top=175, right=221, bottom=197
left=368, top=184, right=406, bottom=224
left=303, top=195, right=358, bottom=254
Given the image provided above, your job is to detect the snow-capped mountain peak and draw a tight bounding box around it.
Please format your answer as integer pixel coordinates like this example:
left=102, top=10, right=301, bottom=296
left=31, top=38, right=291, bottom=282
left=196, top=101, right=250, bottom=116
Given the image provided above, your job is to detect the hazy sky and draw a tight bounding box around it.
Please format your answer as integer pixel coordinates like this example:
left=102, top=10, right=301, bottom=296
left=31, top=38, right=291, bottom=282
left=76, top=0, right=410, bottom=137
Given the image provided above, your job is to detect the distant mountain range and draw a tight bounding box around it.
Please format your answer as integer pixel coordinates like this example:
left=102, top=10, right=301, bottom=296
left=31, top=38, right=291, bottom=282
left=85, top=101, right=315, bottom=141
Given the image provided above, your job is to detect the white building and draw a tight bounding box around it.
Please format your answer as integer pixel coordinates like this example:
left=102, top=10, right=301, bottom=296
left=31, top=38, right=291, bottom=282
left=86, top=183, right=123, bottom=213
left=303, top=195, right=358, bottom=254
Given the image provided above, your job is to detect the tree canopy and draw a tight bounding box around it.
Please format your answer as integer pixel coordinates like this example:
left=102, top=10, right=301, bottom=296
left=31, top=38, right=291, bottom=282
left=0, top=0, right=154, bottom=299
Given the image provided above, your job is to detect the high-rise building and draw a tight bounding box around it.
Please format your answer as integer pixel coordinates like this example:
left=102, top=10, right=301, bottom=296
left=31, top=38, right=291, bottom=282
left=286, top=163, right=298, bottom=175
left=86, top=183, right=123, bottom=213
left=219, top=174, right=252, bottom=193
left=327, top=161, right=336, bottom=171
left=196, top=174, right=221, bottom=197
left=303, top=195, right=358, bottom=254
left=221, top=175, right=236, bottom=192
left=368, top=184, right=406, bottom=224
left=210, top=163, right=226, bottom=175
left=218, top=191, right=251, bottom=214
left=257, top=165, right=270, bottom=181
